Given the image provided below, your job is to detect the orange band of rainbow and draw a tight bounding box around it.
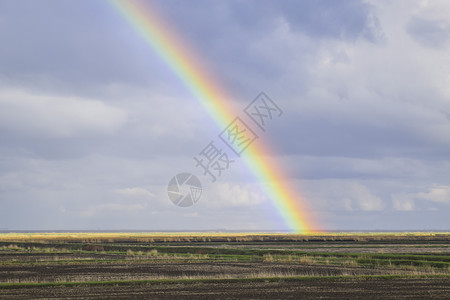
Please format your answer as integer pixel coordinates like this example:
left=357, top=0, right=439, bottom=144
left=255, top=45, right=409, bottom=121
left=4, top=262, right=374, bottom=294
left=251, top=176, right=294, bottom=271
left=109, top=0, right=318, bottom=233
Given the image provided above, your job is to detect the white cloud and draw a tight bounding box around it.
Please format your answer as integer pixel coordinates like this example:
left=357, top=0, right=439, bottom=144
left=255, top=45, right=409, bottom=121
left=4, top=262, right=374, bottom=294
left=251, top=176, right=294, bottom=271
left=80, top=203, right=145, bottom=218
left=390, top=184, right=450, bottom=211
left=0, top=89, right=127, bottom=138
left=417, top=184, right=450, bottom=204
left=349, top=183, right=384, bottom=211
left=183, top=212, right=199, bottom=218
left=341, top=198, right=354, bottom=211
left=203, top=182, right=266, bottom=208
left=392, top=193, right=416, bottom=211
left=115, top=187, right=155, bottom=198
left=302, top=180, right=384, bottom=212
left=287, top=0, right=450, bottom=152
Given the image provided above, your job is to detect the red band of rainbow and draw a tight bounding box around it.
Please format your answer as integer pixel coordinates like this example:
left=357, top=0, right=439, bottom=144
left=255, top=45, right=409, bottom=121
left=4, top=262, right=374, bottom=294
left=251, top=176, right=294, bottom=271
left=109, top=0, right=319, bottom=233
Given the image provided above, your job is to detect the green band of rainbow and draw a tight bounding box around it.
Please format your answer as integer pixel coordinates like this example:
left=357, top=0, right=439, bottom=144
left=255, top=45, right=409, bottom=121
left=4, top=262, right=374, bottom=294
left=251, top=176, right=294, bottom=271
left=109, top=0, right=318, bottom=233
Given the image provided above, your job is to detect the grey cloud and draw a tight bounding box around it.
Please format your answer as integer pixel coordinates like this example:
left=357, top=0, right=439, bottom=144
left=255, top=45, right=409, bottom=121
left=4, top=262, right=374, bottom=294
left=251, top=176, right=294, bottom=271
left=407, top=16, right=450, bottom=48
left=0, top=90, right=127, bottom=138
left=154, top=0, right=380, bottom=99
left=268, top=98, right=450, bottom=161
left=159, top=0, right=376, bottom=40
left=0, top=0, right=449, bottom=231
left=0, top=0, right=170, bottom=94
left=276, top=0, right=375, bottom=40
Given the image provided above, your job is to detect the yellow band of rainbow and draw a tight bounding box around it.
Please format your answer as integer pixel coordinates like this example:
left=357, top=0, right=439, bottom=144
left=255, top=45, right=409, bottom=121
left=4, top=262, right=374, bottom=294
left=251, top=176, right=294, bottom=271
left=109, top=0, right=318, bottom=233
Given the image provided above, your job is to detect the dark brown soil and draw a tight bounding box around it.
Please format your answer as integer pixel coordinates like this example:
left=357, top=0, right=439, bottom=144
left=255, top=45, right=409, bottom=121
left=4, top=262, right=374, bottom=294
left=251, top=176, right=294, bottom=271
left=0, top=235, right=448, bottom=298
left=0, top=278, right=448, bottom=299
left=0, top=261, right=393, bottom=283
left=198, top=243, right=450, bottom=254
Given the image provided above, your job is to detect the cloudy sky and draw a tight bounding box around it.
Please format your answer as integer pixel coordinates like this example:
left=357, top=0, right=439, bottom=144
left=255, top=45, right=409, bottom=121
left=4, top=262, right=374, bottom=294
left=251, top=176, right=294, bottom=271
left=0, top=0, right=449, bottom=231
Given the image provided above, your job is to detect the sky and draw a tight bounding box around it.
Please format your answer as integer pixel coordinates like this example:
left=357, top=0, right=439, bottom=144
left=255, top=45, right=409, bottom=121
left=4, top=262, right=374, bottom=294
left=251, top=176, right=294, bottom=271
left=0, top=0, right=449, bottom=231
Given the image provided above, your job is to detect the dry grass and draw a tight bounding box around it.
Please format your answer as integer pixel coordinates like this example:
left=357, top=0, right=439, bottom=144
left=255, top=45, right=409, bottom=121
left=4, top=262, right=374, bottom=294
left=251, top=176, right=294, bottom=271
left=0, top=245, right=70, bottom=253
left=0, top=232, right=448, bottom=244
left=3, top=267, right=448, bottom=285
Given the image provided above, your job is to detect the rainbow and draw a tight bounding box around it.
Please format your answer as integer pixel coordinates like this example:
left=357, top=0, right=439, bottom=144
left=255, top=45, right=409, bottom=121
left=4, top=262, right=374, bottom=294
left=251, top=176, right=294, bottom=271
left=109, top=0, right=318, bottom=233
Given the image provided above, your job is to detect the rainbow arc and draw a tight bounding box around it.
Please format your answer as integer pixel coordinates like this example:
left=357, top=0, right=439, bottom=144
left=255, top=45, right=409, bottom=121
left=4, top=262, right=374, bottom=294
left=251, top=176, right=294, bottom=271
left=109, top=0, right=318, bottom=233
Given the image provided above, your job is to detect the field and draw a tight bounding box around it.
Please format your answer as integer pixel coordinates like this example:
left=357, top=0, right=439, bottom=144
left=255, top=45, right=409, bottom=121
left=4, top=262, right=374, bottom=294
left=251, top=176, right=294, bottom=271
left=0, top=232, right=448, bottom=299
